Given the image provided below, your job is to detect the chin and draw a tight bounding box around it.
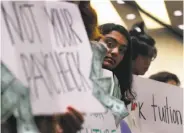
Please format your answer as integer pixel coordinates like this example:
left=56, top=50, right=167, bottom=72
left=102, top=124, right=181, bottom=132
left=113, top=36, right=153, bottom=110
left=102, top=64, right=113, bottom=71
left=136, top=70, right=145, bottom=75
left=140, top=71, right=146, bottom=75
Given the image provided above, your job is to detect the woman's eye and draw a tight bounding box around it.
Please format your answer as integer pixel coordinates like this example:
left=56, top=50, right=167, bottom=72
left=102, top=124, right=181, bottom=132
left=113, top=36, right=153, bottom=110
left=107, top=42, right=113, bottom=48
left=119, top=48, right=124, bottom=54
left=119, top=46, right=127, bottom=54
left=105, top=40, right=114, bottom=48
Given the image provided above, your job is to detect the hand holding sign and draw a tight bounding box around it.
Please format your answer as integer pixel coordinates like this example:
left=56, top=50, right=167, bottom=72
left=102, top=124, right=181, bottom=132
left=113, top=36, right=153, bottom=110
left=1, top=1, right=107, bottom=133
left=1, top=1, right=106, bottom=114
left=55, top=106, right=84, bottom=133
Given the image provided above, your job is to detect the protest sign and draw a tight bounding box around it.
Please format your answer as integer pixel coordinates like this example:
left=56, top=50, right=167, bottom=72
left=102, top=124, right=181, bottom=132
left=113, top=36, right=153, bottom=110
left=78, top=110, right=121, bottom=133
left=1, top=1, right=106, bottom=115
left=130, top=76, right=183, bottom=133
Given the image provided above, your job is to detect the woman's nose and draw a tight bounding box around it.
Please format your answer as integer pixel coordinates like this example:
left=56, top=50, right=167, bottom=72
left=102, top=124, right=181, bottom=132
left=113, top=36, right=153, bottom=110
left=110, top=47, right=119, bottom=57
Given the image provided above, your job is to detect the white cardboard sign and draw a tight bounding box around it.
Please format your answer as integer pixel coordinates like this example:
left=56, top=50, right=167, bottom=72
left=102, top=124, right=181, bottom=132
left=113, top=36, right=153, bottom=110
left=1, top=1, right=105, bottom=115
left=131, top=76, right=183, bottom=133
left=79, top=111, right=121, bottom=133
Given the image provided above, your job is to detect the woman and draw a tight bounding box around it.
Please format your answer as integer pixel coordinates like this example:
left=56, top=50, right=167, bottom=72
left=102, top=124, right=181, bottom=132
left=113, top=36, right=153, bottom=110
left=129, top=22, right=157, bottom=76
left=99, top=23, right=134, bottom=105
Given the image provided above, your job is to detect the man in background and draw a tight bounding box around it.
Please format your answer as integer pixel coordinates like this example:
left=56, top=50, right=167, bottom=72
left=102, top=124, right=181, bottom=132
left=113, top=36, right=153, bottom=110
left=149, top=71, right=181, bottom=86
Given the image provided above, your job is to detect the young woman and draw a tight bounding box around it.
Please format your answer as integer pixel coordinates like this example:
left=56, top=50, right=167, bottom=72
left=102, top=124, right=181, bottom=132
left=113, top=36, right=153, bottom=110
left=99, top=23, right=134, bottom=105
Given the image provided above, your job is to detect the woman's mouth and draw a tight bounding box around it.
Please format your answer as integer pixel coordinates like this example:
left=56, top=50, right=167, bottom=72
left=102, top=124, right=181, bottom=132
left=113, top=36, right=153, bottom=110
left=104, top=57, right=115, bottom=65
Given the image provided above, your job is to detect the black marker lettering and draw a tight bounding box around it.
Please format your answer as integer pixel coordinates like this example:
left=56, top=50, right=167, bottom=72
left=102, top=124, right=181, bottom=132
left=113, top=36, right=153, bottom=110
left=91, top=113, right=104, bottom=120
left=57, top=52, right=76, bottom=92
left=70, top=52, right=91, bottom=91
left=172, top=110, right=177, bottom=124
left=19, top=4, right=34, bottom=43
left=175, top=110, right=182, bottom=125
left=19, top=4, right=42, bottom=43
left=150, top=95, right=182, bottom=125
left=169, top=107, right=173, bottom=123
left=27, top=4, right=42, bottom=43
left=45, top=7, right=82, bottom=48
left=139, top=102, right=146, bottom=120
left=49, top=52, right=65, bottom=93
left=1, top=2, right=23, bottom=44
left=66, top=52, right=82, bottom=91
left=63, top=8, right=82, bottom=44
left=46, top=8, right=65, bottom=47
left=151, top=95, right=157, bottom=121
left=158, top=107, right=165, bottom=122
left=44, top=53, right=61, bottom=93
left=30, top=54, right=53, bottom=98
left=165, top=97, right=169, bottom=123
left=2, top=2, right=41, bottom=45
left=20, top=54, right=31, bottom=88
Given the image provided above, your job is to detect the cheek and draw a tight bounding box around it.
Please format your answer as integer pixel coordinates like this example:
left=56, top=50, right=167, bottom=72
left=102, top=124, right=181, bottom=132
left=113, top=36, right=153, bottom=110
left=116, top=55, right=124, bottom=65
left=136, top=60, right=144, bottom=69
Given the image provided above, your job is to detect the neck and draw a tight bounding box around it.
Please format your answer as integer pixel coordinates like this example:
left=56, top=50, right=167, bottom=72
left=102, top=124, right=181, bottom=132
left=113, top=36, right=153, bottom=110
left=132, top=65, right=139, bottom=75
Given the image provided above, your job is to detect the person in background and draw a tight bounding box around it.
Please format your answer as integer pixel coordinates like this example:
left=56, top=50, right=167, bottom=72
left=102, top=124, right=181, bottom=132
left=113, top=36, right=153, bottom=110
left=129, top=22, right=157, bottom=75
left=78, top=1, right=101, bottom=41
left=149, top=71, right=181, bottom=86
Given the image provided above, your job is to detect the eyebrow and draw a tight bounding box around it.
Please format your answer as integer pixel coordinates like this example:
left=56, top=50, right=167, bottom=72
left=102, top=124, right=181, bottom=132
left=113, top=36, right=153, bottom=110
left=105, top=37, right=127, bottom=46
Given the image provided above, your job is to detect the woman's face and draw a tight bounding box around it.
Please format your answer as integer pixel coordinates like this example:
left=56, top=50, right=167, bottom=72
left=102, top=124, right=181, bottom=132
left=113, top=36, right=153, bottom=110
left=167, top=80, right=178, bottom=86
left=100, top=30, right=128, bottom=70
left=133, top=55, right=152, bottom=75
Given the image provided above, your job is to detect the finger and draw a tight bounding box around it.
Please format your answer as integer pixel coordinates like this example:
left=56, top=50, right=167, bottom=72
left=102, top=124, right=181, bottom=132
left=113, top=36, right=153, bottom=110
left=67, top=106, right=84, bottom=124
left=55, top=123, right=63, bottom=133
left=58, top=112, right=82, bottom=133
